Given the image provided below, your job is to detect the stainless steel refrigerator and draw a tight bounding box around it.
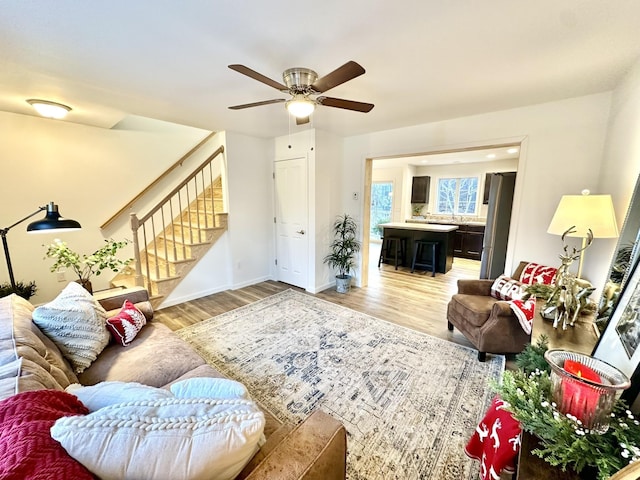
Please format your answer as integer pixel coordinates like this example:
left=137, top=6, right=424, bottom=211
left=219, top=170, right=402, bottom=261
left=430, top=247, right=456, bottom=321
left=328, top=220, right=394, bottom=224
left=480, top=172, right=517, bottom=279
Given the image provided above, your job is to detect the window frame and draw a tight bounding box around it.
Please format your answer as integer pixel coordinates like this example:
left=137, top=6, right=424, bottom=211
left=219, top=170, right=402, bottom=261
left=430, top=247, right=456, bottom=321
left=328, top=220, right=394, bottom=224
left=434, top=175, right=480, bottom=216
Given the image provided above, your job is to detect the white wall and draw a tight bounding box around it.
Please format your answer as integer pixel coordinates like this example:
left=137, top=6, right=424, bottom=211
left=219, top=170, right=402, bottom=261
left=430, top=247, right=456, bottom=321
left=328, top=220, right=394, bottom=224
left=589, top=59, right=640, bottom=291
left=315, top=129, right=344, bottom=292
left=345, top=93, right=614, bottom=288
left=224, top=131, right=274, bottom=289
left=0, top=111, right=211, bottom=303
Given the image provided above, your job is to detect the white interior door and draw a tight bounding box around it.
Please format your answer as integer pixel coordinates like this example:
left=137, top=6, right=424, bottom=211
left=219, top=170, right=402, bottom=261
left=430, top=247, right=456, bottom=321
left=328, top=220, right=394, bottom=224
left=275, top=157, right=309, bottom=288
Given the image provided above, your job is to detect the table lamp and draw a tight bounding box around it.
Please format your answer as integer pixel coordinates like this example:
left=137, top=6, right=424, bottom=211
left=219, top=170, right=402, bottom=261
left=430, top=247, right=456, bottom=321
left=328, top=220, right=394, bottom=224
left=1, top=202, right=81, bottom=291
left=547, top=190, right=618, bottom=278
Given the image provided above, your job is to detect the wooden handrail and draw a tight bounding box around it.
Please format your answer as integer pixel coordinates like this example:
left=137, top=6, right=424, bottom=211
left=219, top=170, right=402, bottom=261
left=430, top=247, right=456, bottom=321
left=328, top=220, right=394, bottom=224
left=100, top=132, right=217, bottom=230
left=138, top=146, right=224, bottom=224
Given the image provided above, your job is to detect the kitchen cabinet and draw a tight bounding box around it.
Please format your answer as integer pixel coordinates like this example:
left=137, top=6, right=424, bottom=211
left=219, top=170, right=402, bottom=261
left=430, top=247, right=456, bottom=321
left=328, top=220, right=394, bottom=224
left=411, top=176, right=430, bottom=204
left=453, top=224, right=485, bottom=260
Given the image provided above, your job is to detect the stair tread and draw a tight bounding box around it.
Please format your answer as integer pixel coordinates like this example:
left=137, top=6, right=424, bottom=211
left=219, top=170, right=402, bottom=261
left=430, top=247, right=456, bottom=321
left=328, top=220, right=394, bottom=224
left=143, top=252, right=195, bottom=263
left=156, top=235, right=210, bottom=246
left=171, top=223, right=226, bottom=232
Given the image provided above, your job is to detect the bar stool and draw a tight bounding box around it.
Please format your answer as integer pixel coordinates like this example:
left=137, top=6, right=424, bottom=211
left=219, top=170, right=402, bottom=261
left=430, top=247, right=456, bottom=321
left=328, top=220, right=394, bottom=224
left=378, top=236, right=406, bottom=270
left=411, top=240, right=439, bottom=276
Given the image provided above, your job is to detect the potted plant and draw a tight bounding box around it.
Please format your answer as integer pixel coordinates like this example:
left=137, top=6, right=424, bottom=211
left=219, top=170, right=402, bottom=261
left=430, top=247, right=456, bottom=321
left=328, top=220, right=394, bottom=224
left=323, top=214, right=361, bottom=293
left=44, top=238, right=131, bottom=293
left=0, top=280, right=37, bottom=300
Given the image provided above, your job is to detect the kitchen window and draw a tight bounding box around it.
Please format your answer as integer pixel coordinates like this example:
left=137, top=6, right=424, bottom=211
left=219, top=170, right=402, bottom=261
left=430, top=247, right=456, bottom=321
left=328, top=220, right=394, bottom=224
left=436, top=177, right=479, bottom=215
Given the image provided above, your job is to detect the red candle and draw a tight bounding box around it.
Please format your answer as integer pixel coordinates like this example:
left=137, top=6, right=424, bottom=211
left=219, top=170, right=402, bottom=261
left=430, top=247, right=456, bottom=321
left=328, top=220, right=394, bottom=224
left=561, top=360, right=602, bottom=423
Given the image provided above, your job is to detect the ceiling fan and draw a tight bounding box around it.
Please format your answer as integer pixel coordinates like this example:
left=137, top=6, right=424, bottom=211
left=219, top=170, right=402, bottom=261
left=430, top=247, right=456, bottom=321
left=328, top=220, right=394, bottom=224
left=227, top=61, right=374, bottom=125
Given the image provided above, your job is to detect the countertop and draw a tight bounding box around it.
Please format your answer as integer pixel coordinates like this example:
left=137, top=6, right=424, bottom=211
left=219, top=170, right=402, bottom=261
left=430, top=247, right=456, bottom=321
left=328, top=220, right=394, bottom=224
left=379, top=222, right=459, bottom=232
left=406, top=218, right=487, bottom=227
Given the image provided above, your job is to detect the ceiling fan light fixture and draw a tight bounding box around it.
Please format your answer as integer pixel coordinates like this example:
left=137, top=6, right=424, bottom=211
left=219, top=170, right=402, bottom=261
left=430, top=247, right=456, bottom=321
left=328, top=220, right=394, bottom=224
left=26, top=99, right=72, bottom=119
left=286, top=96, right=315, bottom=118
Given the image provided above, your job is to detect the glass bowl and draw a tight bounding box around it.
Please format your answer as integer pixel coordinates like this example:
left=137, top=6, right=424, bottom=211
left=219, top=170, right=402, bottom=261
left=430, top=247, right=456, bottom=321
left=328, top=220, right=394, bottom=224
left=544, top=349, right=631, bottom=433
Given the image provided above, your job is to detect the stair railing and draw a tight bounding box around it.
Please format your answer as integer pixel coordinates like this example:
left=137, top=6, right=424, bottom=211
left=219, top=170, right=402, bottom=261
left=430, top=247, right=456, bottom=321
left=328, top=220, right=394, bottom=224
left=130, top=146, right=224, bottom=290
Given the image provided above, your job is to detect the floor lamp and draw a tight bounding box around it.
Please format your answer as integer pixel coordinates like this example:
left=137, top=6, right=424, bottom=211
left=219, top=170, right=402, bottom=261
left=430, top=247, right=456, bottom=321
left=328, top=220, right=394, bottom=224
left=1, top=202, right=81, bottom=291
left=547, top=190, right=618, bottom=279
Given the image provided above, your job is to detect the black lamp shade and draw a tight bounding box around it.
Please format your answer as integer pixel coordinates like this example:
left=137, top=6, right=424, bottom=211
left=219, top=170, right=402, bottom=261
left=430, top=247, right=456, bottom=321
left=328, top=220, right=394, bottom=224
left=26, top=202, right=81, bottom=233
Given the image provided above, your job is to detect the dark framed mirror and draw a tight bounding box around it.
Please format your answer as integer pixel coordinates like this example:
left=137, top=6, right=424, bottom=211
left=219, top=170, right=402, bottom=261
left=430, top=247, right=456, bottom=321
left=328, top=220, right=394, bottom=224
left=595, top=175, right=640, bottom=335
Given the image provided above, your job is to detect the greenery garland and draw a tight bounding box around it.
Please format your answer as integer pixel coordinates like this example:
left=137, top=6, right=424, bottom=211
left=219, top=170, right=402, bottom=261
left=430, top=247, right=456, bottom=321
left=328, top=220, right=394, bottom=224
left=493, top=338, right=640, bottom=479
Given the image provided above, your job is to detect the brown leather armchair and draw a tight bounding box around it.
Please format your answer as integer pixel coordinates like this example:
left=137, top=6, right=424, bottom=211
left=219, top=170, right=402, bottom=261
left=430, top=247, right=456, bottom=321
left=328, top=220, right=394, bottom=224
left=446, top=261, right=533, bottom=361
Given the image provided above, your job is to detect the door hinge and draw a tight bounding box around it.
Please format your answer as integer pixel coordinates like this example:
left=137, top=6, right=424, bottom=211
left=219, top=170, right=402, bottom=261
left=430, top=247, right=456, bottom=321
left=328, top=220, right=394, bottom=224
left=272, top=172, right=275, bottom=180
left=274, top=217, right=276, bottom=223
left=275, top=259, right=278, bottom=266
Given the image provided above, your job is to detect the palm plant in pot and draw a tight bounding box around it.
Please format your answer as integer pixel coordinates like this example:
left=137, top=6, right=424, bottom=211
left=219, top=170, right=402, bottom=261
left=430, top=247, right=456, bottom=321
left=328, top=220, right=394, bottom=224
left=323, top=213, right=361, bottom=294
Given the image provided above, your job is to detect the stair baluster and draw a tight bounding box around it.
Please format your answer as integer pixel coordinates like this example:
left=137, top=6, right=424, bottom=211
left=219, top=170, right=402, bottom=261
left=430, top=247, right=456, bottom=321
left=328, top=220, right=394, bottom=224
left=116, top=147, right=227, bottom=305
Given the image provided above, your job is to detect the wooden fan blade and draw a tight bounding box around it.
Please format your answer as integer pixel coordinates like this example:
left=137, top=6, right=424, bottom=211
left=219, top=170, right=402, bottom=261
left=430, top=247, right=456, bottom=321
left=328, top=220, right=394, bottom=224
left=317, top=96, right=374, bottom=113
left=311, top=61, right=365, bottom=93
left=228, top=65, right=288, bottom=91
left=296, top=116, right=310, bottom=125
left=228, top=99, right=286, bottom=110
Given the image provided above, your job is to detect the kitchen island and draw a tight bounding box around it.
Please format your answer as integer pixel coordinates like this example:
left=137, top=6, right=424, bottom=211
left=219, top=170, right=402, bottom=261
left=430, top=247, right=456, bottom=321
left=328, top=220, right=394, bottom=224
left=378, top=222, right=458, bottom=273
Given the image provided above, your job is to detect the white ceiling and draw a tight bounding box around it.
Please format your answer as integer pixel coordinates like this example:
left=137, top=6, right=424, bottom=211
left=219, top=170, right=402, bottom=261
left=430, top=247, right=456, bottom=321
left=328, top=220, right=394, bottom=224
left=1, top=1, right=639, bottom=138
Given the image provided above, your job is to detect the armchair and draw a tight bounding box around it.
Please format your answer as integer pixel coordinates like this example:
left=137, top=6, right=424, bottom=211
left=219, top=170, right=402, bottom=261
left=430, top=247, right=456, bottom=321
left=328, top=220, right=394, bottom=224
left=446, top=261, right=533, bottom=361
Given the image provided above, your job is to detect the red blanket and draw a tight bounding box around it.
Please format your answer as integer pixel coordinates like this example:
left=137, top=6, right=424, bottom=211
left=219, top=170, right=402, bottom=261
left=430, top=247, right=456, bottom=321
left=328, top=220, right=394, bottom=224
left=0, top=390, right=94, bottom=479
left=465, top=395, right=522, bottom=480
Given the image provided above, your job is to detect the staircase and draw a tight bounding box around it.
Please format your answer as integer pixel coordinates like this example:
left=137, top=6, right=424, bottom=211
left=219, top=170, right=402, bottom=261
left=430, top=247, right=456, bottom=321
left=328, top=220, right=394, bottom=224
left=111, top=146, right=227, bottom=308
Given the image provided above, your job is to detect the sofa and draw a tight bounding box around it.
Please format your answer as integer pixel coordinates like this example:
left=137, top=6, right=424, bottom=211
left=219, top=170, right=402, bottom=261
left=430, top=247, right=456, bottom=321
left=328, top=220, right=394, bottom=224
left=0, top=285, right=347, bottom=479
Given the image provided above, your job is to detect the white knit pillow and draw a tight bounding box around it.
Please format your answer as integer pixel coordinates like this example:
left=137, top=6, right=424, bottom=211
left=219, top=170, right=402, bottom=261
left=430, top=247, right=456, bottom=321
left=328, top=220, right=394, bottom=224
left=66, top=381, right=173, bottom=411
left=170, top=377, right=250, bottom=400
left=32, top=282, right=109, bottom=374
left=51, top=397, right=265, bottom=480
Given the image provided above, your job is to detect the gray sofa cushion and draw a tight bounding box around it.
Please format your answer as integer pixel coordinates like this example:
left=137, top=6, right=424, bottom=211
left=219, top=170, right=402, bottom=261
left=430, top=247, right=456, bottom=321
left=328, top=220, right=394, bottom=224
left=0, top=294, right=77, bottom=400
left=78, top=322, right=208, bottom=387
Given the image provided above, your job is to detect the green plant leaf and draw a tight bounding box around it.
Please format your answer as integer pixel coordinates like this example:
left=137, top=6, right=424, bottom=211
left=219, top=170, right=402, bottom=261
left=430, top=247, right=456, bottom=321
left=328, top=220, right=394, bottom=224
left=44, top=238, right=131, bottom=283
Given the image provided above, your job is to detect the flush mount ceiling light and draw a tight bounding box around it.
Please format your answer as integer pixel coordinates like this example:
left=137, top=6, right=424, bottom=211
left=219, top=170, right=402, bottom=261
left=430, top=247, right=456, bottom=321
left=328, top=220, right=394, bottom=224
left=26, top=99, right=72, bottom=119
left=285, top=95, right=316, bottom=118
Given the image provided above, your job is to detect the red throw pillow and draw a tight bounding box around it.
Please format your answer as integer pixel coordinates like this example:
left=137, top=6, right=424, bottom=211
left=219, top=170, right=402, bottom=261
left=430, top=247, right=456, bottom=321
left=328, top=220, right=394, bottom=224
left=519, top=262, right=557, bottom=285
left=0, top=390, right=94, bottom=479
left=105, top=299, right=147, bottom=346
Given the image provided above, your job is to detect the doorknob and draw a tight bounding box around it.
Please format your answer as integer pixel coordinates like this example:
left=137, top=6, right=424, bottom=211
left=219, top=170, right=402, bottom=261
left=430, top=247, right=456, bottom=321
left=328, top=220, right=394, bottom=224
left=296, top=230, right=305, bottom=235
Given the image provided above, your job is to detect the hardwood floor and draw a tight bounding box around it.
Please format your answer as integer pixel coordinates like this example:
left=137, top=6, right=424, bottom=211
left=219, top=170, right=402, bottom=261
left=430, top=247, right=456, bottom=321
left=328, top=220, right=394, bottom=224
left=154, top=246, right=481, bottom=353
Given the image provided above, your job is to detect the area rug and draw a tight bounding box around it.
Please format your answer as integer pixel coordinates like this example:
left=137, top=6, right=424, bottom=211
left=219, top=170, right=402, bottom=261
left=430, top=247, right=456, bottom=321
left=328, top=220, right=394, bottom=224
left=176, top=290, right=504, bottom=480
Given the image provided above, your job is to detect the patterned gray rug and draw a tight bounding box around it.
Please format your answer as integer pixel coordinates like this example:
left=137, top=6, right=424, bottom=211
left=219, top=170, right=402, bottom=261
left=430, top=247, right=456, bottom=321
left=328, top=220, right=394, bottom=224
left=176, top=290, right=504, bottom=480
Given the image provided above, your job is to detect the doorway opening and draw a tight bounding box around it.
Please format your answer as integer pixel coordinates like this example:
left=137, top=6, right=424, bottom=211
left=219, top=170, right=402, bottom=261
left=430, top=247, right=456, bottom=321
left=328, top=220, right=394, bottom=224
left=361, top=141, right=524, bottom=288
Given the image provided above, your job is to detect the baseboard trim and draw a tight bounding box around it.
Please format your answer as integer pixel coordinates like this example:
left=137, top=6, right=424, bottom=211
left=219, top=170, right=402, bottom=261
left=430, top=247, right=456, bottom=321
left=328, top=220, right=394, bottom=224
left=158, top=284, right=231, bottom=309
